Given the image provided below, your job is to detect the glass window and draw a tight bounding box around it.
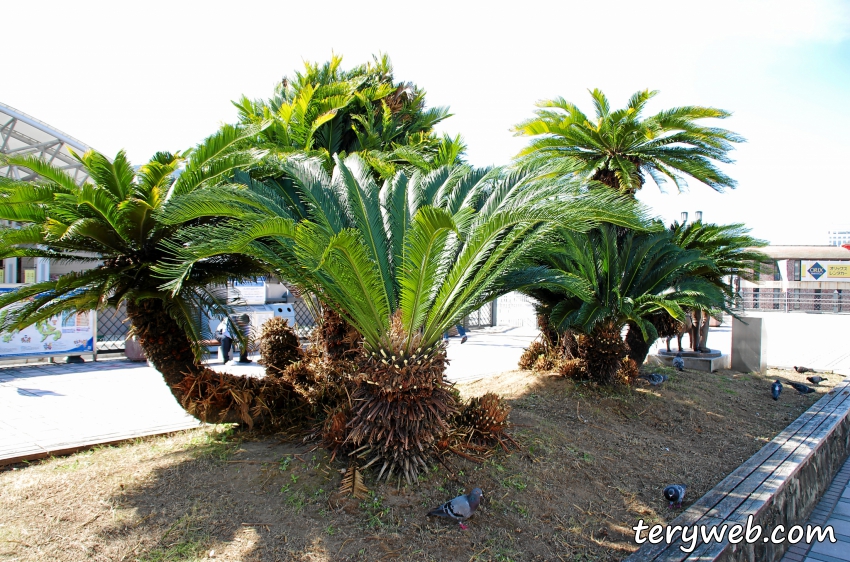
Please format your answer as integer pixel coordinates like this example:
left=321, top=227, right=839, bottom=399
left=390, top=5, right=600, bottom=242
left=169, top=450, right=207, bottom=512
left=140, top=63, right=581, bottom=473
left=793, top=260, right=801, bottom=281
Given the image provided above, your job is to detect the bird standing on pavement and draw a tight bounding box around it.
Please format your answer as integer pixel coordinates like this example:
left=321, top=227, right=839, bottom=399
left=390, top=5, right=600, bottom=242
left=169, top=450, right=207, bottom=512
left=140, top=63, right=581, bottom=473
left=794, top=366, right=813, bottom=374
left=771, top=380, right=782, bottom=401
left=428, top=488, right=483, bottom=530
left=788, top=381, right=816, bottom=394
left=807, top=375, right=825, bottom=385
left=664, top=485, right=687, bottom=509
left=673, top=352, right=685, bottom=372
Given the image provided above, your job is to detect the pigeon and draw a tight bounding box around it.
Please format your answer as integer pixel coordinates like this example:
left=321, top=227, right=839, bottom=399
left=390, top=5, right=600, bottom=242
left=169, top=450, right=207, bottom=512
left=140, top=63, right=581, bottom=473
left=663, top=485, right=687, bottom=509
left=807, top=376, right=825, bottom=385
left=672, top=352, right=685, bottom=372
left=428, top=488, right=483, bottom=530
left=794, top=366, right=813, bottom=374
left=771, top=380, right=782, bottom=401
left=788, top=381, right=816, bottom=395
left=640, top=373, right=668, bottom=386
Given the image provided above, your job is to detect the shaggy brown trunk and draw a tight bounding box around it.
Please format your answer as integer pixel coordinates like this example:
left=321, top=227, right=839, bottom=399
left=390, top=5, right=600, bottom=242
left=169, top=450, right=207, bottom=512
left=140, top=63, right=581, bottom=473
left=345, top=312, right=458, bottom=484
left=624, top=322, right=652, bottom=366
left=579, top=321, right=629, bottom=386
left=559, top=329, right=579, bottom=360
left=318, top=307, right=362, bottom=361
left=127, top=299, right=296, bottom=428
left=259, top=317, right=303, bottom=375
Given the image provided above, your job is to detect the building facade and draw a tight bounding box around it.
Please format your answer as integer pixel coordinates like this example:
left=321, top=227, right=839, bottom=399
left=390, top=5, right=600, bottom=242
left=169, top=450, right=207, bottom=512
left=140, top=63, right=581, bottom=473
left=828, top=226, right=850, bottom=247
left=738, top=246, right=850, bottom=313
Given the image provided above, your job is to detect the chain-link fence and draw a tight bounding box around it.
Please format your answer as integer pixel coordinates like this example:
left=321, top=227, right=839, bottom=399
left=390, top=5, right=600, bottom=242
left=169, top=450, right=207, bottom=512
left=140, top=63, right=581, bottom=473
left=288, top=298, right=496, bottom=339
left=97, top=304, right=129, bottom=352
left=291, top=300, right=318, bottom=337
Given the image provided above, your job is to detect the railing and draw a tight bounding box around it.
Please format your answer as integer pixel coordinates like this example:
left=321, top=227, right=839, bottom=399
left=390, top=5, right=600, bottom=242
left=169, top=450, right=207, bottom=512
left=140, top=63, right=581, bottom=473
left=738, top=288, right=848, bottom=314
left=462, top=301, right=495, bottom=329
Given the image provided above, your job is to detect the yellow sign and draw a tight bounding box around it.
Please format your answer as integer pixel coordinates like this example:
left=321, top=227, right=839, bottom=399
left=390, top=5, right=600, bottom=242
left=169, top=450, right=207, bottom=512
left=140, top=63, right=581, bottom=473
left=24, top=269, right=35, bottom=284
left=828, top=264, right=850, bottom=278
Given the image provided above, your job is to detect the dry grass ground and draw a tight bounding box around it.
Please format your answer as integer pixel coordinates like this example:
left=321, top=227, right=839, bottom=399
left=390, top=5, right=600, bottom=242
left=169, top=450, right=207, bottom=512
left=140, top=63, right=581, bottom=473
left=0, top=366, right=837, bottom=562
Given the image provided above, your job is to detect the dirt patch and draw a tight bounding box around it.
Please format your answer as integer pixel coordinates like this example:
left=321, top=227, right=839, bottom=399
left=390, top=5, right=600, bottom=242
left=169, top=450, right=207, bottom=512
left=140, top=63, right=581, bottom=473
left=0, top=367, right=835, bottom=561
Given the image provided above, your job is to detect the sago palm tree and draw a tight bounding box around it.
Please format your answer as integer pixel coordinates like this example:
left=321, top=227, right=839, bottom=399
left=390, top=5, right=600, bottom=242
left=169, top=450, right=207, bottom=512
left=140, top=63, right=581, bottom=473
left=667, top=219, right=768, bottom=351
left=0, top=124, right=285, bottom=424
left=525, top=225, right=723, bottom=383
left=156, top=154, right=649, bottom=481
left=234, top=54, right=455, bottom=180
left=513, top=89, right=744, bottom=196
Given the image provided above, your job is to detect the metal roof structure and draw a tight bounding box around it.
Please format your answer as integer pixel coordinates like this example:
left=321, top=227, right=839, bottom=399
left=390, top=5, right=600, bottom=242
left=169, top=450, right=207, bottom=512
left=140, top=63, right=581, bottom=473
left=0, top=102, right=93, bottom=184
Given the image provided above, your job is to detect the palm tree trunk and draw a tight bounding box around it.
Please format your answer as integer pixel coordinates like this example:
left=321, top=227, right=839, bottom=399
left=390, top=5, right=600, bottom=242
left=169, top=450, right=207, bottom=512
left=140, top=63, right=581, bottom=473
left=580, top=321, right=628, bottom=385
left=345, top=315, right=458, bottom=483
left=624, top=322, right=652, bottom=366
left=127, top=299, right=295, bottom=427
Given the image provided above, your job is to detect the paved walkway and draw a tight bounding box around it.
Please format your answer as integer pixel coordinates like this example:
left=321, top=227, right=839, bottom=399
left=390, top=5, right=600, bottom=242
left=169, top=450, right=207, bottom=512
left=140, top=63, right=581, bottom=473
left=0, top=359, right=201, bottom=464
left=0, top=326, right=537, bottom=464
left=781, top=454, right=850, bottom=562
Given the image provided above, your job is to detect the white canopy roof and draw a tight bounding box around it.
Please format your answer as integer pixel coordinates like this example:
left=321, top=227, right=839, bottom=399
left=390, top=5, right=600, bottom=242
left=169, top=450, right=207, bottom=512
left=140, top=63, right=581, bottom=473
left=0, top=102, right=93, bottom=184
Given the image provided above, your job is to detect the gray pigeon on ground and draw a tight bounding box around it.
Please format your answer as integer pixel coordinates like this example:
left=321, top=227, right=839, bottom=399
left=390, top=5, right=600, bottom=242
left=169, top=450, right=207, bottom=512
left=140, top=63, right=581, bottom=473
left=807, top=375, right=825, bottom=385
left=788, top=381, right=816, bottom=394
left=664, top=485, right=687, bottom=509
left=672, top=352, right=685, bottom=372
left=771, top=380, right=782, bottom=401
left=794, top=366, right=813, bottom=374
left=640, top=373, right=668, bottom=386
left=428, top=488, right=483, bottom=530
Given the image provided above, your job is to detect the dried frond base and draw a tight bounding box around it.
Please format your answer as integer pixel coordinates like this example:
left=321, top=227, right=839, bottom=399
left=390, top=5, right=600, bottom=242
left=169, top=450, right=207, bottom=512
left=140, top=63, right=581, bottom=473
left=321, top=404, right=350, bottom=462
left=617, top=357, right=641, bottom=385
left=339, top=464, right=369, bottom=500
left=456, top=392, right=512, bottom=444
left=533, top=355, right=555, bottom=372
left=259, top=317, right=303, bottom=374
left=314, top=307, right=362, bottom=361
left=171, top=369, right=307, bottom=430
left=559, top=358, right=587, bottom=380
left=519, top=341, right=546, bottom=370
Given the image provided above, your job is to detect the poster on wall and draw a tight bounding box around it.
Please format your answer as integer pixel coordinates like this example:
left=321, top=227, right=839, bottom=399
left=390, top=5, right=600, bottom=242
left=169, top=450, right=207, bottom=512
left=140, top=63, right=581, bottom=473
left=228, top=278, right=267, bottom=305
left=0, top=287, right=95, bottom=358
left=801, top=261, right=850, bottom=282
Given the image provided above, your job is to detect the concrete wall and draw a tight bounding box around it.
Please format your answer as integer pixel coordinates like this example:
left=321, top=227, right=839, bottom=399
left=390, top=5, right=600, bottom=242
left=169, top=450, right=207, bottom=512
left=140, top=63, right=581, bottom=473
left=731, top=316, right=767, bottom=373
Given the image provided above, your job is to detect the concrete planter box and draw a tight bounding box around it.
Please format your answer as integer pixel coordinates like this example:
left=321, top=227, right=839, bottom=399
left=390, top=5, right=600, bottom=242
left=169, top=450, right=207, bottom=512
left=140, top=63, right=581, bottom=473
left=124, top=335, right=146, bottom=362
left=648, top=351, right=731, bottom=373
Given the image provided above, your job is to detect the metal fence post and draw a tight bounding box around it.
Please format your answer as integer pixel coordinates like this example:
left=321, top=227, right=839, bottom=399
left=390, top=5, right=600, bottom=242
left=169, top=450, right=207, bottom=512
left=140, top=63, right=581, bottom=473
left=491, top=299, right=498, bottom=327
left=92, top=310, right=98, bottom=362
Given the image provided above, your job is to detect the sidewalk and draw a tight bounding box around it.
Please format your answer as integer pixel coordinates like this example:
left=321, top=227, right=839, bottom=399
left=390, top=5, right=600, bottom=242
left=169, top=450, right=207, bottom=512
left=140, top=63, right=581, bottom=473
left=780, top=453, right=850, bottom=562
left=0, top=358, right=200, bottom=465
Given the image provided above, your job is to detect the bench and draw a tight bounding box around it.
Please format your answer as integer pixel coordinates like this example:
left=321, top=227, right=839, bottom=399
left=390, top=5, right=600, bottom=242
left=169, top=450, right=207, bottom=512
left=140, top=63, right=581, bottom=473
left=626, top=376, right=850, bottom=561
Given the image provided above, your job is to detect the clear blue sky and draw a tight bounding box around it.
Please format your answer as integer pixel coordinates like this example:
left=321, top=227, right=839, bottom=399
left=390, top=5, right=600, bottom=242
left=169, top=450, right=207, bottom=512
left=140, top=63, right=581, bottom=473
left=4, top=0, right=849, bottom=245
